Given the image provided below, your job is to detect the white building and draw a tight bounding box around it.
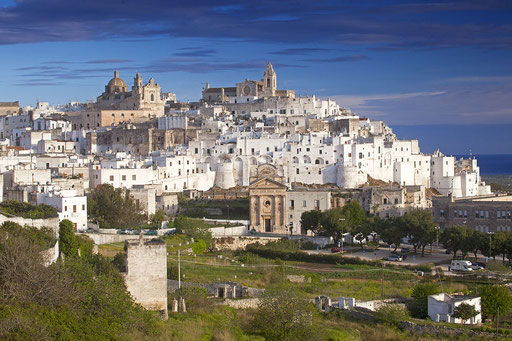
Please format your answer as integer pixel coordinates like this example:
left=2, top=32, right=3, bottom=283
left=428, top=293, right=481, bottom=325
left=36, top=189, right=88, bottom=232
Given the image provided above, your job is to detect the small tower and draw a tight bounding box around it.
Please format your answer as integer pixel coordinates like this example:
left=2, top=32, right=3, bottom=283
left=263, top=62, right=276, bottom=96
left=134, top=72, right=143, bottom=90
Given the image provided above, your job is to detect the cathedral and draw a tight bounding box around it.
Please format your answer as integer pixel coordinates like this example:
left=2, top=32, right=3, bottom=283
left=202, top=62, right=295, bottom=103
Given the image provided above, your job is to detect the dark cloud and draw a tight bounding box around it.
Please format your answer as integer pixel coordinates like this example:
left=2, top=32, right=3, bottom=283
left=86, top=59, right=132, bottom=64
left=173, top=48, right=217, bottom=57
left=0, top=1, right=510, bottom=50
left=303, top=55, right=368, bottom=63
left=270, top=47, right=331, bottom=55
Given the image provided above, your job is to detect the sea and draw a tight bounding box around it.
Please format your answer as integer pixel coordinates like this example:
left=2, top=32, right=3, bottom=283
left=454, top=154, right=512, bottom=175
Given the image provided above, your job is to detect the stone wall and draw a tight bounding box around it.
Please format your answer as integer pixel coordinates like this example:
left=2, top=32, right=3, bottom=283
left=41, top=240, right=59, bottom=266
left=83, top=232, right=159, bottom=245
left=124, top=238, right=168, bottom=319
left=220, top=298, right=260, bottom=309
left=213, top=236, right=278, bottom=251
left=0, top=214, right=60, bottom=235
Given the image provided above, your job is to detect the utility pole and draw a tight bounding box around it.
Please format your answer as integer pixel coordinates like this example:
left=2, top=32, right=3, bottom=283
left=178, top=249, right=181, bottom=289
left=339, top=218, right=345, bottom=252
left=381, top=264, right=384, bottom=299
left=496, top=306, right=499, bottom=341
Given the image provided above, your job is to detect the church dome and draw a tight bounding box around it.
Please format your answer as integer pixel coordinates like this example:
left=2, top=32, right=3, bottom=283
left=108, top=70, right=127, bottom=87
left=105, top=70, right=128, bottom=93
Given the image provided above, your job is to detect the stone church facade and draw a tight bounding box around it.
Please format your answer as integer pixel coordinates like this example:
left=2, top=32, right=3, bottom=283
left=248, top=164, right=287, bottom=233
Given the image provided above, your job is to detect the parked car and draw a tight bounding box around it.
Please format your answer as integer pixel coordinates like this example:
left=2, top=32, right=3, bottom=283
left=449, top=260, right=473, bottom=272
left=400, top=247, right=411, bottom=254
left=144, top=230, right=158, bottom=236
left=384, top=254, right=403, bottom=262
left=119, top=229, right=131, bottom=235
left=331, top=247, right=342, bottom=253
left=472, top=261, right=487, bottom=269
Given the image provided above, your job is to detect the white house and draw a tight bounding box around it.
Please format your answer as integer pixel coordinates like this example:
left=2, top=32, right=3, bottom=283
left=428, top=293, right=481, bottom=325
left=36, top=189, right=88, bottom=232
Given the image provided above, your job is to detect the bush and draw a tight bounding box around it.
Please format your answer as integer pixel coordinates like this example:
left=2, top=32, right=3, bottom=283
left=374, top=304, right=409, bottom=327
left=410, top=282, right=441, bottom=318
left=170, top=286, right=208, bottom=313
left=0, top=200, right=58, bottom=219
left=167, top=262, right=179, bottom=280
left=191, top=239, right=207, bottom=255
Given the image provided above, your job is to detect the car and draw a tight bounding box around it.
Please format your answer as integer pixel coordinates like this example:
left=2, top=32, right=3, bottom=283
left=384, top=254, right=403, bottom=262
left=400, top=247, right=411, bottom=254
left=472, top=261, right=487, bottom=269
left=331, top=247, right=342, bottom=253
left=144, top=229, right=158, bottom=236
left=119, top=229, right=131, bottom=235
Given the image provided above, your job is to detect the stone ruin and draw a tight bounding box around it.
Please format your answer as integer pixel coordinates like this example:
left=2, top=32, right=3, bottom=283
left=124, top=233, right=168, bottom=320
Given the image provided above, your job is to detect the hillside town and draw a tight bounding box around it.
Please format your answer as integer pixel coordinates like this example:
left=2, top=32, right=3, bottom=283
left=1, top=64, right=512, bottom=340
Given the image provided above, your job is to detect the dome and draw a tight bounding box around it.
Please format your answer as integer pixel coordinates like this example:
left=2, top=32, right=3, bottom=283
left=107, top=70, right=127, bottom=88
left=105, top=70, right=128, bottom=93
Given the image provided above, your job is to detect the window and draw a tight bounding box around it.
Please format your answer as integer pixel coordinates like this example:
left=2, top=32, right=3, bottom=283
left=195, top=148, right=198, bottom=154
left=296, top=169, right=299, bottom=174
left=73, top=205, right=77, bottom=213
left=110, top=175, right=114, bottom=181
left=82, top=204, right=85, bottom=211
left=440, top=210, right=445, bottom=217
left=290, top=200, right=294, bottom=209
left=303, top=201, right=307, bottom=207
left=132, top=175, right=136, bottom=180
left=394, top=198, right=399, bottom=204
left=122, top=175, right=126, bottom=181
left=64, top=206, right=67, bottom=212
left=315, top=200, right=320, bottom=209
left=383, top=198, right=388, bottom=204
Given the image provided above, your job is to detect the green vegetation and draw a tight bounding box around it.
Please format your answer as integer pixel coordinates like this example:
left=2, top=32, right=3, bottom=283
left=88, top=184, right=147, bottom=229
left=173, top=215, right=213, bottom=249
left=0, top=200, right=58, bottom=219
left=410, top=282, right=441, bottom=318
left=453, top=303, right=479, bottom=321
left=476, top=284, right=512, bottom=321
left=179, top=198, right=249, bottom=220
left=301, top=205, right=437, bottom=256
left=0, top=221, right=159, bottom=340
left=442, top=226, right=512, bottom=262
left=253, top=284, right=317, bottom=341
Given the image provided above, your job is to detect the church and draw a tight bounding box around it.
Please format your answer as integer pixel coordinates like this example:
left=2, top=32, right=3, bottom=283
left=202, top=62, right=295, bottom=103
left=67, top=70, right=167, bottom=130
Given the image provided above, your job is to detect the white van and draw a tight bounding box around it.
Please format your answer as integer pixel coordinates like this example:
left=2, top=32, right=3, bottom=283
left=449, top=260, right=473, bottom=272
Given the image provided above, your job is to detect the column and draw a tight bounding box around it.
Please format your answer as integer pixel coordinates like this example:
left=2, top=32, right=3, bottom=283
left=250, top=195, right=257, bottom=227
left=257, top=195, right=262, bottom=230
left=274, top=195, right=280, bottom=232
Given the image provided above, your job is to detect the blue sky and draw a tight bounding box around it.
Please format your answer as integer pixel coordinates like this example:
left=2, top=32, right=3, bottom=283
left=0, top=0, right=511, bottom=149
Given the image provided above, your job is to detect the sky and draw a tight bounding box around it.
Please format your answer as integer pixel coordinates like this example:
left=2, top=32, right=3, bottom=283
left=0, top=0, right=511, bottom=153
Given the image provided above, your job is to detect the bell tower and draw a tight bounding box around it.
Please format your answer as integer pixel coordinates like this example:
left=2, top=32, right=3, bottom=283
left=133, top=72, right=143, bottom=92
left=263, top=62, right=276, bottom=96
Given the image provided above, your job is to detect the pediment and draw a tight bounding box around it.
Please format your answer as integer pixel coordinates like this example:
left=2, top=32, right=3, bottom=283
left=249, top=177, right=287, bottom=189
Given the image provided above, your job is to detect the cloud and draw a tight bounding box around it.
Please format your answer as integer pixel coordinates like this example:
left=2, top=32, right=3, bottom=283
left=330, top=85, right=512, bottom=125
left=86, top=59, right=132, bottom=64
left=173, top=48, right=217, bottom=57
left=0, top=1, right=510, bottom=50
left=303, top=55, right=368, bottom=63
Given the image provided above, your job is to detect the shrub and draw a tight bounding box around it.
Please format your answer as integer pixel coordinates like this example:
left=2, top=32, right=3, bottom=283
left=0, top=200, right=58, bottom=219
left=192, top=239, right=207, bottom=255
left=170, top=286, right=208, bottom=313
left=374, top=304, right=409, bottom=327
left=410, top=282, right=441, bottom=318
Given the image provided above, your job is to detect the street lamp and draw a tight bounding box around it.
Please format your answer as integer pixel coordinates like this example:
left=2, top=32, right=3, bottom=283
left=487, top=231, right=494, bottom=263
left=339, top=218, right=346, bottom=253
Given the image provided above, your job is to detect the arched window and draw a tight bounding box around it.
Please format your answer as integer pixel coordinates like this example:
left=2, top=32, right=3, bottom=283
left=267, top=78, right=270, bottom=87
left=151, top=94, right=155, bottom=101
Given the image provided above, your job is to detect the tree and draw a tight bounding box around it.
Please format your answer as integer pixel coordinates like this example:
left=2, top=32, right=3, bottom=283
left=352, top=217, right=374, bottom=249
left=410, top=282, right=441, bottom=318
left=441, top=226, right=472, bottom=259
left=59, top=219, right=79, bottom=258
left=300, top=210, right=323, bottom=235
left=453, top=303, right=479, bottom=323
left=477, top=285, right=512, bottom=321
left=318, top=201, right=366, bottom=243
left=253, top=284, right=314, bottom=341
left=375, top=217, right=406, bottom=252
left=191, top=239, right=207, bottom=255
left=402, top=209, right=436, bottom=256
left=149, top=209, right=166, bottom=229
left=173, top=216, right=212, bottom=248
left=88, top=184, right=146, bottom=229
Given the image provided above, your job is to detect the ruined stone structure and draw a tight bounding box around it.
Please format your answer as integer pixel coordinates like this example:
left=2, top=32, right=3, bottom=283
left=124, top=235, right=168, bottom=319
left=86, top=126, right=188, bottom=155
left=248, top=164, right=287, bottom=233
